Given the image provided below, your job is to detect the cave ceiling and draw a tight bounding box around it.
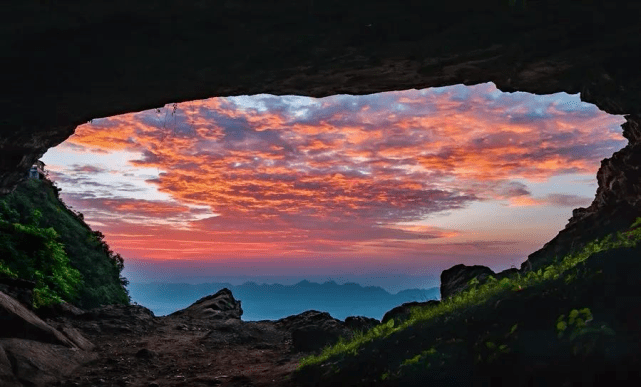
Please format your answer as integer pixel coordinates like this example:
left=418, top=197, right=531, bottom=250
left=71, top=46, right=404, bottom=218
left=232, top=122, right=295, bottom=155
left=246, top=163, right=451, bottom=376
left=2, top=0, right=640, bottom=270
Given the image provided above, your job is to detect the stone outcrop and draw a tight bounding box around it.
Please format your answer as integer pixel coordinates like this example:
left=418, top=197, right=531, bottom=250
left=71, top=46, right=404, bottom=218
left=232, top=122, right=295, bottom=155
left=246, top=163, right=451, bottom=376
left=276, top=310, right=353, bottom=353
left=1, top=286, right=374, bottom=386
left=199, top=319, right=290, bottom=350
left=291, top=241, right=641, bottom=387
left=36, top=301, right=85, bottom=320
left=0, top=277, right=35, bottom=309
left=0, top=291, right=96, bottom=387
left=521, top=201, right=640, bottom=273
left=521, top=128, right=641, bottom=272
left=170, top=288, right=243, bottom=320
left=0, top=344, right=18, bottom=387
left=440, top=179, right=640, bottom=293
left=0, top=338, right=97, bottom=387
left=75, top=303, right=158, bottom=335
left=344, top=316, right=379, bottom=333
left=381, top=300, right=441, bottom=326
left=440, top=264, right=521, bottom=300
left=0, top=291, right=75, bottom=347
left=440, top=264, right=496, bottom=301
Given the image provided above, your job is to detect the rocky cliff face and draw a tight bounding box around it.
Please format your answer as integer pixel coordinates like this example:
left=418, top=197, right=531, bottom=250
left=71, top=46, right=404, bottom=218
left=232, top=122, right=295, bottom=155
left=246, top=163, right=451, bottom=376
left=522, top=115, right=641, bottom=272
left=2, top=0, right=640, bottom=270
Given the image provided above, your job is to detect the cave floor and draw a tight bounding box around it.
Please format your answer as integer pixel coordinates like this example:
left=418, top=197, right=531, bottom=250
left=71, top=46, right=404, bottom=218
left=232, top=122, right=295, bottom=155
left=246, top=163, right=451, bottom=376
left=51, top=315, right=307, bottom=387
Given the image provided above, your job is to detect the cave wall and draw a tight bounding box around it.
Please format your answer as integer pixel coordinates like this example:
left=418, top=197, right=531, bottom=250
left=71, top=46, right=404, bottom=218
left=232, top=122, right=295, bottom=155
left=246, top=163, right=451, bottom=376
left=2, top=0, right=640, bottom=271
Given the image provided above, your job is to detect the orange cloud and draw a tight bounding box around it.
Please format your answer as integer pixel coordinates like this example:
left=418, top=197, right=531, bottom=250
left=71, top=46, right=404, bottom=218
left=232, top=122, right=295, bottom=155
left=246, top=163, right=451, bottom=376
left=56, top=83, right=627, bottom=267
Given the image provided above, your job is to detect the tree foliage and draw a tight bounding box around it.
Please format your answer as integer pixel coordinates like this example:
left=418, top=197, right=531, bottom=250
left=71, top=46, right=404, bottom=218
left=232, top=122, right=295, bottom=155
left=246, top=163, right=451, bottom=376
left=0, top=178, right=130, bottom=308
left=0, top=215, right=82, bottom=308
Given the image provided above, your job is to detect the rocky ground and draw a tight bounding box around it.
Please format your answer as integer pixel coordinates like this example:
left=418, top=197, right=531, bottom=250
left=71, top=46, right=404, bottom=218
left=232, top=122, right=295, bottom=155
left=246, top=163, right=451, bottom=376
left=4, top=226, right=640, bottom=387
left=1, top=287, right=381, bottom=387
left=50, top=313, right=306, bottom=387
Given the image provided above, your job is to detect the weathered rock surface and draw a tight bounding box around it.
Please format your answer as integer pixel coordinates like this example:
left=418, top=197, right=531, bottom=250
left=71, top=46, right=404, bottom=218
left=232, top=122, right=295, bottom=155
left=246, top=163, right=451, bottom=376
left=0, top=277, right=35, bottom=310
left=0, top=343, right=20, bottom=387
left=0, top=291, right=97, bottom=387
left=58, top=326, right=95, bottom=351
left=22, top=288, right=388, bottom=387
left=35, top=301, right=85, bottom=320
left=199, top=319, right=289, bottom=350
left=441, top=201, right=640, bottom=296
left=1, top=286, right=397, bottom=386
left=74, top=303, right=158, bottom=335
left=381, top=300, right=441, bottom=326
left=170, top=287, right=243, bottom=320
left=0, top=338, right=97, bottom=387
left=276, top=310, right=353, bottom=353
left=522, top=202, right=641, bottom=273
left=0, top=291, right=75, bottom=347
left=344, top=315, right=380, bottom=333
left=291, top=243, right=641, bottom=387
left=440, top=264, right=496, bottom=300
left=521, top=137, right=641, bottom=272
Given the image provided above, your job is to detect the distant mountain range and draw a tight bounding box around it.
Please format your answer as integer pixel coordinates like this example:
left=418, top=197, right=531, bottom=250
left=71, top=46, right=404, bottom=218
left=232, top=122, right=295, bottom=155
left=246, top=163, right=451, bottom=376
left=127, top=280, right=441, bottom=321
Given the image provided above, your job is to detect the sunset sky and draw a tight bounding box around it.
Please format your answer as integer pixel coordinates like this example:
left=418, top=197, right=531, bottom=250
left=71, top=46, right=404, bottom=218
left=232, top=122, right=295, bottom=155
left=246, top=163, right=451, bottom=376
left=41, top=82, right=628, bottom=293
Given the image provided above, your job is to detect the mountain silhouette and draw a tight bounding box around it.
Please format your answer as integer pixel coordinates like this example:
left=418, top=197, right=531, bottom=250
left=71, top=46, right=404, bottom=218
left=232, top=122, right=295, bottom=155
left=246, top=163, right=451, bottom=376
left=128, top=280, right=440, bottom=321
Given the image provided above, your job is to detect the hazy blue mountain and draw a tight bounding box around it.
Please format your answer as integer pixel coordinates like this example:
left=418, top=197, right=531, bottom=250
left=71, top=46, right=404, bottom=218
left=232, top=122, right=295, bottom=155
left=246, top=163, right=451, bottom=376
left=127, top=280, right=440, bottom=321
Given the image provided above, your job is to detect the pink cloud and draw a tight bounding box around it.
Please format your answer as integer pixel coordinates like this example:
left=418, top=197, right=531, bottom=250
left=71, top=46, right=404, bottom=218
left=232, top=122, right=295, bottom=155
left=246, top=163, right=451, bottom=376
left=55, top=83, right=627, bottom=269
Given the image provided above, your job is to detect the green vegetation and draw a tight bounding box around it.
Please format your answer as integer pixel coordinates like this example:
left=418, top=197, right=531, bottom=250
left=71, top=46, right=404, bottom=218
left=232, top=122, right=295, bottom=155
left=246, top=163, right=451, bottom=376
left=555, top=307, right=615, bottom=357
left=297, top=217, right=641, bottom=372
left=0, top=207, right=82, bottom=308
left=0, top=178, right=129, bottom=309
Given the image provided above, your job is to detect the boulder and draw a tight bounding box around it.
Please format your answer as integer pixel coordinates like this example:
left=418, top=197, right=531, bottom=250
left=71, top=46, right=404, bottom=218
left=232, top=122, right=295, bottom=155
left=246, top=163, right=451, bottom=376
left=82, top=303, right=156, bottom=321
left=36, top=301, right=85, bottom=320
left=0, top=338, right=97, bottom=387
left=0, top=291, right=97, bottom=387
left=276, top=310, right=352, bottom=353
left=78, top=303, right=157, bottom=334
left=495, top=268, right=519, bottom=281
left=291, top=325, right=347, bottom=354
left=170, top=288, right=242, bottom=320
left=381, top=300, right=441, bottom=326
left=275, top=310, right=338, bottom=332
left=58, top=326, right=95, bottom=351
left=0, top=291, right=75, bottom=347
left=135, top=348, right=158, bottom=360
left=440, top=264, right=495, bottom=301
left=0, top=344, right=21, bottom=387
left=200, top=320, right=288, bottom=348
left=344, top=316, right=379, bottom=333
left=0, top=277, right=35, bottom=310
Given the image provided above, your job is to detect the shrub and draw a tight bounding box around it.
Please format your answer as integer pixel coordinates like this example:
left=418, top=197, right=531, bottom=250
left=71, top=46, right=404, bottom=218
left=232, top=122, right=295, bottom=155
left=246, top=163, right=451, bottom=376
left=0, top=212, right=82, bottom=308
left=0, top=178, right=129, bottom=308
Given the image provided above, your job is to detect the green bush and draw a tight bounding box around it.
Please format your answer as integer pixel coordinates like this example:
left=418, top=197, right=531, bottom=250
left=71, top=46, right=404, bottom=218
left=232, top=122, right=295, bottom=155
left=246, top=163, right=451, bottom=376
left=0, top=213, right=82, bottom=308
left=0, top=178, right=129, bottom=308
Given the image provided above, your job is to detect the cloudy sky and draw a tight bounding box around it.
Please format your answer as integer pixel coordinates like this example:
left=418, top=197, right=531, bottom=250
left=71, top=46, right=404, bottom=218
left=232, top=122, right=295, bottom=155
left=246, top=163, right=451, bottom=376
left=41, top=82, right=627, bottom=292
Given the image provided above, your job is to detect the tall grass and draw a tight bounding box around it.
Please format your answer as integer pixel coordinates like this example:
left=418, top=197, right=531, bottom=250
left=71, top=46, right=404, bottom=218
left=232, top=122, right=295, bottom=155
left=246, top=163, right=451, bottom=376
left=297, top=217, right=641, bottom=369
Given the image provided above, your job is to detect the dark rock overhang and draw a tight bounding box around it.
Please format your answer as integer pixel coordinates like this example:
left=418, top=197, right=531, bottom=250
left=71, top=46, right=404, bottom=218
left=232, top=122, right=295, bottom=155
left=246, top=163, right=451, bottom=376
left=2, top=0, right=640, bottom=272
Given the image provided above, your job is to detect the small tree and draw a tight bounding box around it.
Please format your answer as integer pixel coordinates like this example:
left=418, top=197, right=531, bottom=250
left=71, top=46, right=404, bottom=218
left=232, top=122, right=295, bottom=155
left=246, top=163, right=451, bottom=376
left=0, top=209, right=83, bottom=308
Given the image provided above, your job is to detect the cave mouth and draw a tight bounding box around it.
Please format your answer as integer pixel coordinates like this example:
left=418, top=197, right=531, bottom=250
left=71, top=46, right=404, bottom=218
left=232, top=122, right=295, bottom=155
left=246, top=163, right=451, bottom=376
left=39, top=81, right=628, bottom=295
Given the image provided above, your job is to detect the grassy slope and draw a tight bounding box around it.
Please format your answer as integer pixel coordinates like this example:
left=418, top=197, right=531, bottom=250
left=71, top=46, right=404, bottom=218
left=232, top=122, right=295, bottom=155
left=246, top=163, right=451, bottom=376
left=0, top=178, right=129, bottom=309
left=292, top=218, right=641, bottom=386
